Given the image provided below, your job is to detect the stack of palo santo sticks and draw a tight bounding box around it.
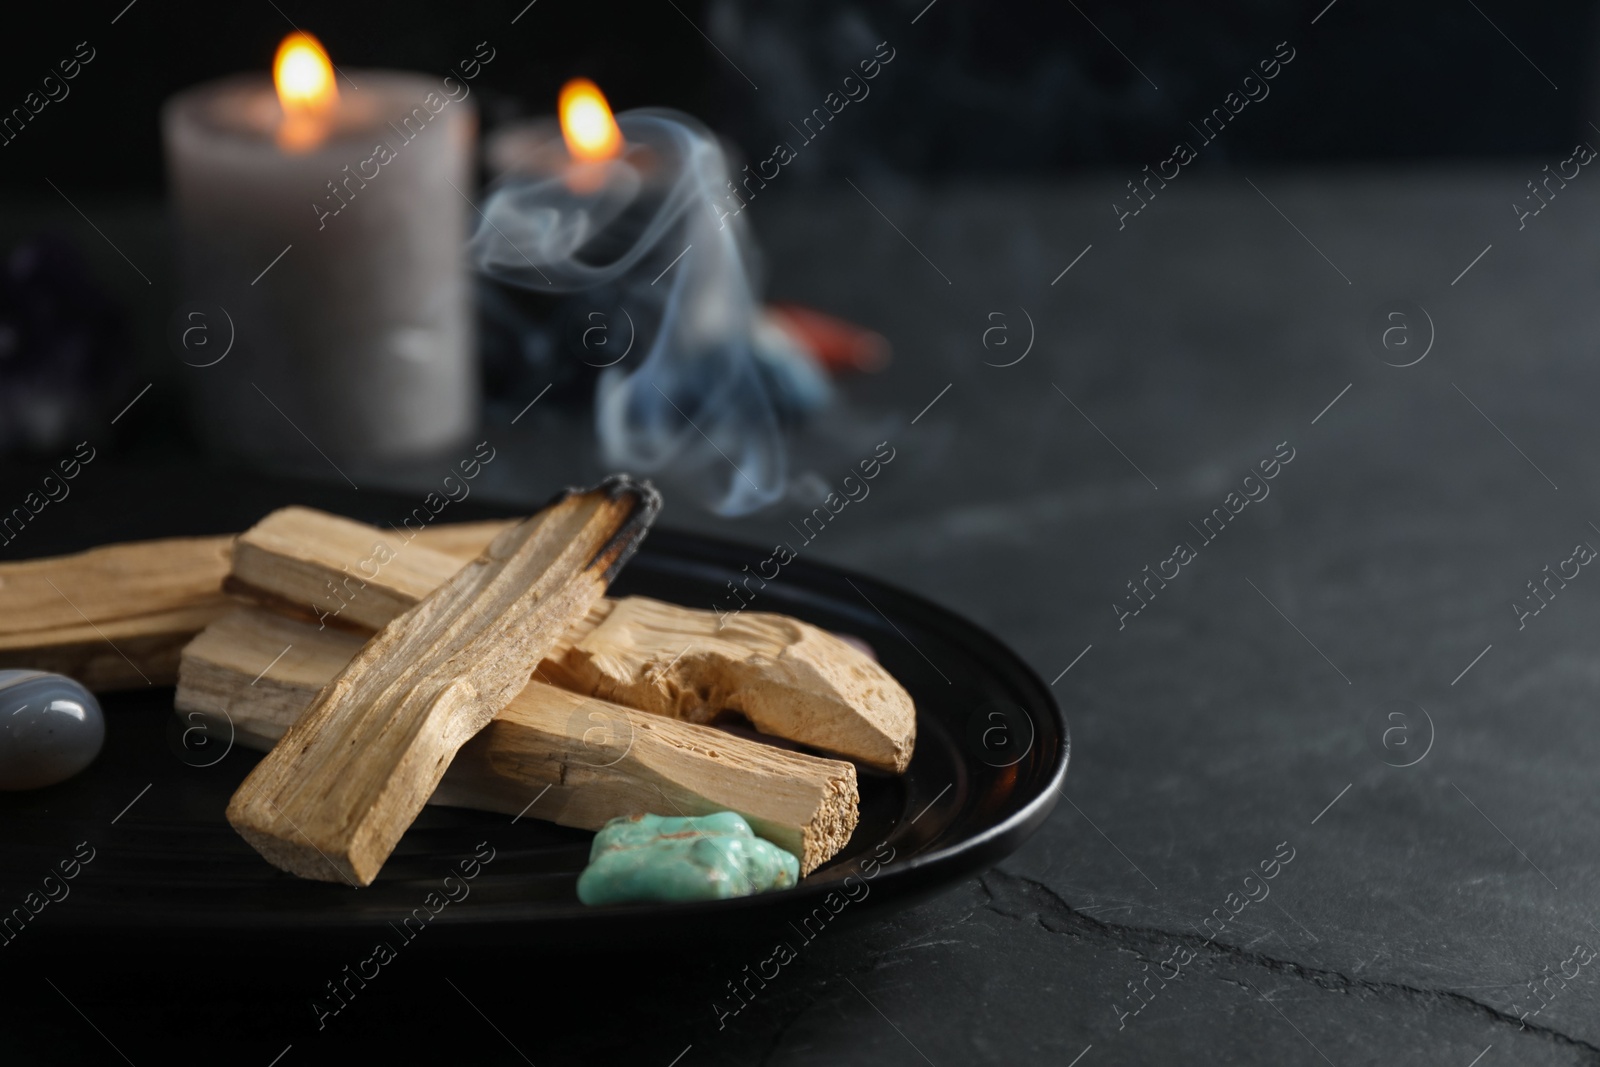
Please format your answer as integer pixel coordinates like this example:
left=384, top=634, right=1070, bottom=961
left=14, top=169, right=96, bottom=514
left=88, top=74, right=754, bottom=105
left=0, top=477, right=916, bottom=887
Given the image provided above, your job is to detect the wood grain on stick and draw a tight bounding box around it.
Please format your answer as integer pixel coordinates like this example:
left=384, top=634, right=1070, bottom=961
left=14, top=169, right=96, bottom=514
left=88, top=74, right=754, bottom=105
left=0, top=522, right=514, bottom=690
left=0, top=536, right=231, bottom=691
left=227, top=507, right=916, bottom=772
left=179, top=607, right=857, bottom=872
left=225, top=477, right=661, bottom=885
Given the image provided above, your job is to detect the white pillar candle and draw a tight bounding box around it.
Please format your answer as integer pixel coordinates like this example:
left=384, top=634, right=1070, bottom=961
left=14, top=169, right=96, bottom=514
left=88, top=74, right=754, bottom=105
left=161, top=35, right=478, bottom=466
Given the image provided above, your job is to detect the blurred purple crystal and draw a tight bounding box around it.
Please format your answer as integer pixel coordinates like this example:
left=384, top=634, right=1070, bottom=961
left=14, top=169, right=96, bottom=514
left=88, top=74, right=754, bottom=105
left=0, top=235, right=128, bottom=453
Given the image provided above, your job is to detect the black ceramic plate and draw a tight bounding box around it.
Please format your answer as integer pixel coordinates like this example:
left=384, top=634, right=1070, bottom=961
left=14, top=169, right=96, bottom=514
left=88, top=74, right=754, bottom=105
left=1, top=527, right=1067, bottom=954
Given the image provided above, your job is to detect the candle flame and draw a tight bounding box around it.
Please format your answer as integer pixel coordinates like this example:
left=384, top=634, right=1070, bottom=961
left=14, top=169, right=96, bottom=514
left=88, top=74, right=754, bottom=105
left=559, top=79, right=623, bottom=163
left=274, top=32, right=337, bottom=152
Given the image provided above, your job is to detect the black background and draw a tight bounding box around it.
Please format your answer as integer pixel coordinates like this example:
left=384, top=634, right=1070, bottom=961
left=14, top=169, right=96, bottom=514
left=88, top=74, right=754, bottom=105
left=1, top=0, right=1597, bottom=195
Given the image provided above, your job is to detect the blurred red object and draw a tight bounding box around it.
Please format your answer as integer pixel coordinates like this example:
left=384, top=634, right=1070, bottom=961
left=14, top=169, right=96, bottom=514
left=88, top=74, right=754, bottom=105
left=766, top=302, right=891, bottom=375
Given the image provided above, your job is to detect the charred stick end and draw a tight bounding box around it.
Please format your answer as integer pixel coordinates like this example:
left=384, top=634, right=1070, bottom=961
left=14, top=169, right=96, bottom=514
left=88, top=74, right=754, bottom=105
left=536, top=474, right=662, bottom=585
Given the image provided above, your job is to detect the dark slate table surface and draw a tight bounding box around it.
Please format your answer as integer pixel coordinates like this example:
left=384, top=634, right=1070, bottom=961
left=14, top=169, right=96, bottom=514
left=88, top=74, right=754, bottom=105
left=3, top=171, right=1598, bottom=1065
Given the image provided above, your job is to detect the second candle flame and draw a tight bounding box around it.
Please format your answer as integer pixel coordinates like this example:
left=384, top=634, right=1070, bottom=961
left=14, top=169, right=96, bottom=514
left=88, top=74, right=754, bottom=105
left=559, top=78, right=623, bottom=163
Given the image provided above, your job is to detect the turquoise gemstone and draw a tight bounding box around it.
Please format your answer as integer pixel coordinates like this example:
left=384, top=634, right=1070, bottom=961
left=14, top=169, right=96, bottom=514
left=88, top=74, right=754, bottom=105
left=0, top=670, right=104, bottom=790
left=576, top=812, right=800, bottom=906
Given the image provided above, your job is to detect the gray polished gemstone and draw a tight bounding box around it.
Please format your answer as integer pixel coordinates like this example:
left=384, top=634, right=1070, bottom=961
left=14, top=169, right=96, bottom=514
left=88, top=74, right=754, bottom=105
left=0, top=671, right=104, bottom=790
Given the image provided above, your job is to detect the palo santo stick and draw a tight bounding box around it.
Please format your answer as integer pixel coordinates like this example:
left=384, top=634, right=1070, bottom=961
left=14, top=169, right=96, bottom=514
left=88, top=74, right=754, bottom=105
left=179, top=608, right=857, bottom=872
left=228, top=507, right=472, bottom=632
left=548, top=597, right=915, bottom=773
left=226, top=477, right=661, bottom=885
left=0, top=536, right=232, bottom=691
left=228, top=508, right=916, bottom=772
left=0, top=522, right=515, bottom=690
